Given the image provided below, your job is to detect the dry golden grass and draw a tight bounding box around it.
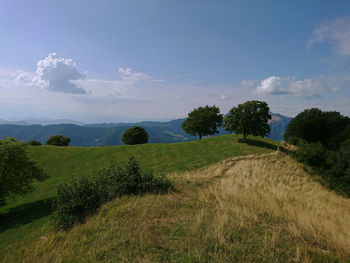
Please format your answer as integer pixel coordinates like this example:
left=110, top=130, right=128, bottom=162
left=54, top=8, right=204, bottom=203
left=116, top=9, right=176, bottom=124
left=2, top=151, right=350, bottom=262
left=191, top=152, right=350, bottom=259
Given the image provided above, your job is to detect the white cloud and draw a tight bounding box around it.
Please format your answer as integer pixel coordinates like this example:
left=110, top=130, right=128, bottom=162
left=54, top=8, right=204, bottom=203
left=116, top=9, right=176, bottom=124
left=307, top=16, right=350, bottom=57
left=118, top=67, right=151, bottom=83
left=256, top=76, right=286, bottom=95
left=219, top=94, right=229, bottom=101
left=16, top=53, right=86, bottom=94
left=256, top=76, right=322, bottom=97
left=240, top=79, right=257, bottom=88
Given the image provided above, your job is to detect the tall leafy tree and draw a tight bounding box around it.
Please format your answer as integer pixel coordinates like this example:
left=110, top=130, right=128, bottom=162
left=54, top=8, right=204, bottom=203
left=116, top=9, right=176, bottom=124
left=284, top=108, right=350, bottom=149
left=0, top=137, right=47, bottom=206
left=224, top=100, right=271, bottom=142
left=182, top=105, right=223, bottom=139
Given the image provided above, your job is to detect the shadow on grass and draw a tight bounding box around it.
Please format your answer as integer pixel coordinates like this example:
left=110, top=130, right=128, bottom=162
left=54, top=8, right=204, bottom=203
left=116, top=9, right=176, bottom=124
left=0, top=198, right=55, bottom=233
left=239, top=139, right=278, bottom=151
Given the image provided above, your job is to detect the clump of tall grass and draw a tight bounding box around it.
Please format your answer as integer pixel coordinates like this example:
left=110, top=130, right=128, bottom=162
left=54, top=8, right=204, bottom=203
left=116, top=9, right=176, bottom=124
left=52, top=157, right=173, bottom=231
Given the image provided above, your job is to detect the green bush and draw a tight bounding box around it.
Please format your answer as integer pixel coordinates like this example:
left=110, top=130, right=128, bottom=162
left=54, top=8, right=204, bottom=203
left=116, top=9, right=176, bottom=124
left=46, top=135, right=71, bottom=146
left=52, top=177, right=101, bottom=231
left=286, top=136, right=299, bottom=146
left=97, top=158, right=172, bottom=202
left=295, top=141, right=350, bottom=196
left=52, top=157, right=173, bottom=231
left=122, top=126, right=149, bottom=145
left=295, top=142, right=326, bottom=168
left=27, top=140, right=42, bottom=146
left=324, top=141, right=350, bottom=195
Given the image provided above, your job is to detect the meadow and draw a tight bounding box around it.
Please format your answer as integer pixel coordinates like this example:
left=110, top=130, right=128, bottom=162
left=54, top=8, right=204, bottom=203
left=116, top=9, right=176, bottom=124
left=1, top=135, right=349, bottom=262
left=0, top=135, right=276, bottom=255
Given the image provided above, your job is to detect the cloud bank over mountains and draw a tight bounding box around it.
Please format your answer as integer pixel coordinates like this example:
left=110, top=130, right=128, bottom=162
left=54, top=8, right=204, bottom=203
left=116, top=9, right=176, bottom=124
left=0, top=45, right=349, bottom=123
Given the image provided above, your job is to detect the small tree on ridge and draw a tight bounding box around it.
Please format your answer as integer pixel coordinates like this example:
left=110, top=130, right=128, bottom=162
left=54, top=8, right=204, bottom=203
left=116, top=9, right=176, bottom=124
left=182, top=105, right=223, bottom=140
left=224, top=100, right=271, bottom=142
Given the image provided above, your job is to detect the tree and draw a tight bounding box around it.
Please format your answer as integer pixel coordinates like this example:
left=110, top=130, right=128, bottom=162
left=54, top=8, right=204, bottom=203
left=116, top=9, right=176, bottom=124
left=122, top=126, right=149, bottom=145
left=27, top=140, right=42, bottom=146
left=46, top=135, right=71, bottom=146
left=182, top=105, right=223, bottom=140
left=224, top=100, right=271, bottom=142
left=0, top=137, right=47, bottom=206
left=284, top=108, right=350, bottom=149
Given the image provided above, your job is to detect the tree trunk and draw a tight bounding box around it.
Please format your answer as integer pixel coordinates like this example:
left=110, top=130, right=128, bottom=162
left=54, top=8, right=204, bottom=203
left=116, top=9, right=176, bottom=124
left=199, top=133, right=202, bottom=140
left=243, top=133, right=246, bottom=142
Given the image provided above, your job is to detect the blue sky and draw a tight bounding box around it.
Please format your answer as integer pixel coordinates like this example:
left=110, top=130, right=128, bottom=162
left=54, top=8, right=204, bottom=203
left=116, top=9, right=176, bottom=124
left=0, top=0, right=349, bottom=123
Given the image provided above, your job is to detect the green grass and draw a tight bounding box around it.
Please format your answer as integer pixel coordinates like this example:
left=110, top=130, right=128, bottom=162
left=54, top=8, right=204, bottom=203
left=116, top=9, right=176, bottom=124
left=0, top=134, right=278, bottom=253
left=2, top=148, right=350, bottom=262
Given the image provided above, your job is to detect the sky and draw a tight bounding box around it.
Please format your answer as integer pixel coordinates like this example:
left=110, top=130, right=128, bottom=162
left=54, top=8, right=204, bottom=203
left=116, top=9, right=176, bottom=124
left=0, top=0, right=350, bottom=123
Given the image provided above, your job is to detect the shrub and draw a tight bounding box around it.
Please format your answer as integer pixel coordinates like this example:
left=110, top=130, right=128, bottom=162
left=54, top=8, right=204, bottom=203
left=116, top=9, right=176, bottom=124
left=27, top=140, right=42, bottom=146
left=295, top=142, right=326, bottom=168
left=52, top=157, right=173, bottom=231
left=122, top=126, right=149, bottom=145
left=286, top=136, right=299, bottom=146
left=52, top=177, right=101, bottom=231
left=324, top=141, right=350, bottom=195
left=46, top=135, right=71, bottom=146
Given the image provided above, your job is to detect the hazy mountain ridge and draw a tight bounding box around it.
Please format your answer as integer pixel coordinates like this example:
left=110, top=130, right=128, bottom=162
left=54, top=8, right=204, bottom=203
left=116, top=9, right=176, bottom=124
left=0, top=113, right=291, bottom=146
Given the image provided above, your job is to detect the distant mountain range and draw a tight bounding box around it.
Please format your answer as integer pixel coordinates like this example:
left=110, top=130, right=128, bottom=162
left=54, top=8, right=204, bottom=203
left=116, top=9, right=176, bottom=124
left=0, top=118, right=84, bottom=126
left=0, top=113, right=291, bottom=146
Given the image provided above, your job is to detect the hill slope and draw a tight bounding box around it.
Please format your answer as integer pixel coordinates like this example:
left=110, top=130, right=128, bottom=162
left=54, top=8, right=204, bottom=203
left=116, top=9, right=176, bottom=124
left=0, top=113, right=291, bottom=146
left=2, top=150, right=350, bottom=262
left=0, top=135, right=278, bottom=255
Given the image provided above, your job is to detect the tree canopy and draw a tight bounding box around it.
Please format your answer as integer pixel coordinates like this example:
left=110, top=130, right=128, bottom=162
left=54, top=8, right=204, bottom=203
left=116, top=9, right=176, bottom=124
left=224, top=100, right=271, bottom=141
left=182, top=105, right=223, bottom=139
left=46, top=135, right=71, bottom=146
left=122, top=126, right=149, bottom=145
left=284, top=108, right=350, bottom=149
left=0, top=137, right=47, bottom=206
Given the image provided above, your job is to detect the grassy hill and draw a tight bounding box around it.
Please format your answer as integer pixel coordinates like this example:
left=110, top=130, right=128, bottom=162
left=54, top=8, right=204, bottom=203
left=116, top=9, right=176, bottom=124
left=0, top=135, right=276, bottom=254
left=1, top=135, right=350, bottom=262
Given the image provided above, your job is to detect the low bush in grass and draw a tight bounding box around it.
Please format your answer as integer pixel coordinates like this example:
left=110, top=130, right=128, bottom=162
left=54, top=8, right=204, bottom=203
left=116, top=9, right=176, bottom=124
left=324, top=141, right=350, bottom=195
left=52, top=157, right=173, bottom=231
left=27, top=140, right=42, bottom=146
left=287, top=136, right=306, bottom=146
left=295, top=141, right=350, bottom=196
left=295, top=142, right=326, bottom=168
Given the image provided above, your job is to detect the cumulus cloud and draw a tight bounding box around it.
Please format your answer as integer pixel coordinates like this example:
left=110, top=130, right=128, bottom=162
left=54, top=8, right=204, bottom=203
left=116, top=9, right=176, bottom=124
left=16, top=53, right=86, bottom=94
left=256, top=76, right=286, bottom=95
left=256, top=76, right=322, bottom=97
left=307, top=16, right=350, bottom=56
